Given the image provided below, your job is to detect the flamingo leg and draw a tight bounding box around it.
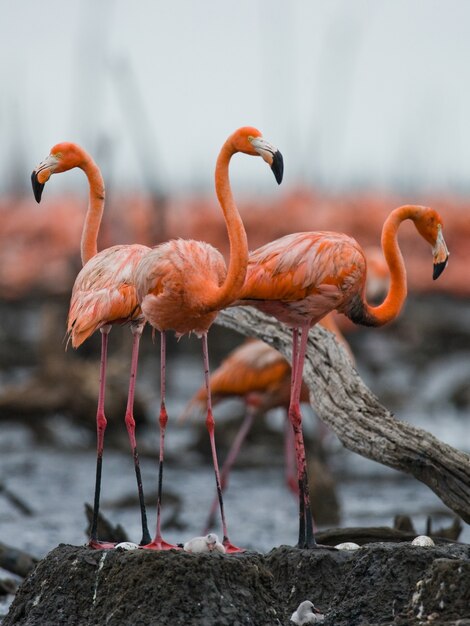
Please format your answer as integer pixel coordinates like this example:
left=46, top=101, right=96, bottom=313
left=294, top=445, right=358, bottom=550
left=123, top=323, right=151, bottom=545
left=89, top=327, right=115, bottom=549
left=289, top=325, right=317, bottom=549
left=202, top=332, right=244, bottom=553
left=145, top=332, right=178, bottom=550
left=289, top=327, right=305, bottom=544
left=284, top=414, right=298, bottom=495
left=290, top=327, right=300, bottom=398
left=204, top=405, right=256, bottom=533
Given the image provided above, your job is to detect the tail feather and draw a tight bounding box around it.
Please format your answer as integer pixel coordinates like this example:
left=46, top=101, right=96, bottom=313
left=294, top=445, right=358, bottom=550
left=67, top=285, right=140, bottom=348
left=178, top=388, right=206, bottom=423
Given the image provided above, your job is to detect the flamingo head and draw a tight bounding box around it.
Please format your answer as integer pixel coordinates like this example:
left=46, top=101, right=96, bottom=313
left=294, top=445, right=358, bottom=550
left=295, top=600, right=323, bottom=619
left=231, top=126, right=284, bottom=184
left=413, top=206, right=449, bottom=280
left=205, top=533, right=219, bottom=551
left=31, top=142, right=87, bottom=203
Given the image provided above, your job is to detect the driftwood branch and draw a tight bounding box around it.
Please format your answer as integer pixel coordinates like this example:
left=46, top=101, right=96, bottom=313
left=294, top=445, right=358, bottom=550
left=0, top=542, right=38, bottom=578
left=216, top=307, right=470, bottom=524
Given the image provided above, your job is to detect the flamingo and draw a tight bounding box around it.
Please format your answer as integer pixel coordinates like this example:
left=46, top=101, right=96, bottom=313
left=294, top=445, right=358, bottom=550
left=234, top=204, right=449, bottom=548
left=290, top=600, right=325, bottom=625
left=31, top=143, right=151, bottom=548
left=134, top=126, right=283, bottom=553
left=183, top=248, right=388, bottom=532
left=183, top=533, right=225, bottom=554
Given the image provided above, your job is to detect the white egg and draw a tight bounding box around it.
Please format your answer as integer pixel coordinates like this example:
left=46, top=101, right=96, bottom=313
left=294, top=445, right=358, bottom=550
left=335, top=542, right=360, bottom=550
left=114, top=542, right=139, bottom=550
left=411, top=535, right=435, bottom=547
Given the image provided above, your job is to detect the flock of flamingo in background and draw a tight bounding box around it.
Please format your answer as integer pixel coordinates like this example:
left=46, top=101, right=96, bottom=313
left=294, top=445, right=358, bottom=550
left=30, top=126, right=449, bottom=552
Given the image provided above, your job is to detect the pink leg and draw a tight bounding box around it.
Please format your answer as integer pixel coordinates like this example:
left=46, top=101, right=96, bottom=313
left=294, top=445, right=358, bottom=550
left=145, top=332, right=177, bottom=550
left=89, top=327, right=115, bottom=549
left=289, top=325, right=317, bottom=549
left=204, top=406, right=256, bottom=533
left=284, top=414, right=298, bottom=495
left=202, top=333, right=244, bottom=553
left=290, top=327, right=300, bottom=399
left=123, top=323, right=151, bottom=545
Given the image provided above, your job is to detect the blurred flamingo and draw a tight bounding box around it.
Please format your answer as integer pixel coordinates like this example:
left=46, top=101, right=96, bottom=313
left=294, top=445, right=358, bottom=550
left=134, top=127, right=283, bottom=552
left=234, top=205, right=449, bottom=548
left=181, top=338, right=308, bottom=532
left=31, top=143, right=151, bottom=548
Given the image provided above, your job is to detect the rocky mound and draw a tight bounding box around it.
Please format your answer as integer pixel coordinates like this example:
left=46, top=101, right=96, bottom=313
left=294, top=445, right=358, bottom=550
left=4, top=542, right=470, bottom=625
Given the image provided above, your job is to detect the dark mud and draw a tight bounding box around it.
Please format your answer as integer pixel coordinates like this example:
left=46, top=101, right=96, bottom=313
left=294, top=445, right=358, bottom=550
left=4, top=542, right=470, bottom=626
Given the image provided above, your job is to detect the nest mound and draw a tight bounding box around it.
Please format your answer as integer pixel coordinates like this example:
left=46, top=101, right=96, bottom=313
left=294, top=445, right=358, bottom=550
left=4, top=542, right=470, bottom=625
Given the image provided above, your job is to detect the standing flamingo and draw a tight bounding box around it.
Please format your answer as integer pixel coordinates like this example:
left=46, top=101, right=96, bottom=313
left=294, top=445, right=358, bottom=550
left=134, top=127, right=283, bottom=552
left=183, top=246, right=388, bottom=531
left=31, top=143, right=151, bottom=548
left=235, top=204, right=449, bottom=548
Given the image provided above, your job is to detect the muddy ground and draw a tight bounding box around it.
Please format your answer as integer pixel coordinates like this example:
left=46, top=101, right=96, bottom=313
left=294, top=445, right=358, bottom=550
left=4, top=541, right=470, bottom=626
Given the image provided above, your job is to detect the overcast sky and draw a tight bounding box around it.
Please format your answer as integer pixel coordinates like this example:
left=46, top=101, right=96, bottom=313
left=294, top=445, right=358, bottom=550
left=2, top=0, right=470, bottom=196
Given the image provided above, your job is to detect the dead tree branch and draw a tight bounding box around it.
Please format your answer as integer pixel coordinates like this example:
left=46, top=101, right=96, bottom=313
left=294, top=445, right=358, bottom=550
left=216, top=307, right=470, bottom=523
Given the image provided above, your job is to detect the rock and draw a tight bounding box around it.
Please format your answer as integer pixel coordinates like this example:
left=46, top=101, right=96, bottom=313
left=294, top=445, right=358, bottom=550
left=402, top=559, right=470, bottom=624
left=4, top=542, right=470, bottom=626
left=4, top=544, right=282, bottom=626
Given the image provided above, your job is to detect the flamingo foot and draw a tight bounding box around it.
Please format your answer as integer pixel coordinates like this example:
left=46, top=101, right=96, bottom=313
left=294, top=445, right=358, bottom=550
left=88, top=539, right=117, bottom=550
left=223, top=538, right=245, bottom=554
left=143, top=538, right=179, bottom=550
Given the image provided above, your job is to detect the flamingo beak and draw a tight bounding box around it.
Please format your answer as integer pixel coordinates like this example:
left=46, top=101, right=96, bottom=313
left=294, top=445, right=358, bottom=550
left=31, top=171, right=45, bottom=203
left=250, top=137, right=284, bottom=185
left=31, top=154, right=59, bottom=203
left=432, top=226, right=449, bottom=280
left=270, top=150, right=284, bottom=185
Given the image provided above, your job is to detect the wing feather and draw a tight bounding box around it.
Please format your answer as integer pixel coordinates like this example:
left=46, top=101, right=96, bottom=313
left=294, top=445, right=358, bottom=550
left=67, top=244, right=150, bottom=347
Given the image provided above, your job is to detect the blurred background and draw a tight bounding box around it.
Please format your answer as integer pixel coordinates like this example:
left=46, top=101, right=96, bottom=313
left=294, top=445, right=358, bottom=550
left=0, top=0, right=469, bottom=585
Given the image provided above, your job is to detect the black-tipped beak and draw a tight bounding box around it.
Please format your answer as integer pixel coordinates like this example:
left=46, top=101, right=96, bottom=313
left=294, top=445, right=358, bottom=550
left=271, top=150, right=284, bottom=185
left=433, top=258, right=448, bottom=280
left=31, top=171, right=45, bottom=203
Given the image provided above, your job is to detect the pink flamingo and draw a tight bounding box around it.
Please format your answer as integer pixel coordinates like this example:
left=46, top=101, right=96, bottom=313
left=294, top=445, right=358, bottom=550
left=31, top=143, right=151, bottom=548
left=134, top=127, right=283, bottom=552
left=235, top=205, right=449, bottom=548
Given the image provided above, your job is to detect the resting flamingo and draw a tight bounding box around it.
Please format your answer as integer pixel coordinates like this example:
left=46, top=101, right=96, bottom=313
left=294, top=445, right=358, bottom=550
left=234, top=204, right=449, bottom=548
left=31, top=143, right=151, bottom=548
left=134, top=127, right=283, bottom=552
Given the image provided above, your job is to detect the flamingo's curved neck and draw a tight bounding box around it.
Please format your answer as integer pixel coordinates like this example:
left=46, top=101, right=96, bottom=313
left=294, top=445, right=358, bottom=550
left=79, top=156, right=105, bottom=266
left=361, top=205, right=417, bottom=326
left=204, top=140, right=248, bottom=310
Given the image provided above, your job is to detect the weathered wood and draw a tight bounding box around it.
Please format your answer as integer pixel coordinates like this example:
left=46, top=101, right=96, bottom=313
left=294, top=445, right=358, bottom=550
left=315, top=525, right=459, bottom=546
left=0, top=482, right=34, bottom=516
left=0, top=542, right=38, bottom=578
left=216, top=307, right=470, bottom=523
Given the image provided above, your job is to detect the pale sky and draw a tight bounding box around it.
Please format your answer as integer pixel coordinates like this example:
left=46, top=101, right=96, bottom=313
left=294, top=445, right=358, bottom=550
left=2, top=0, right=470, bottom=195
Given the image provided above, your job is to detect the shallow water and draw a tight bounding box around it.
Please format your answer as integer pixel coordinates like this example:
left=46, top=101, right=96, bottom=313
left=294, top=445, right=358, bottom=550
left=0, top=407, right=468, bottom=563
